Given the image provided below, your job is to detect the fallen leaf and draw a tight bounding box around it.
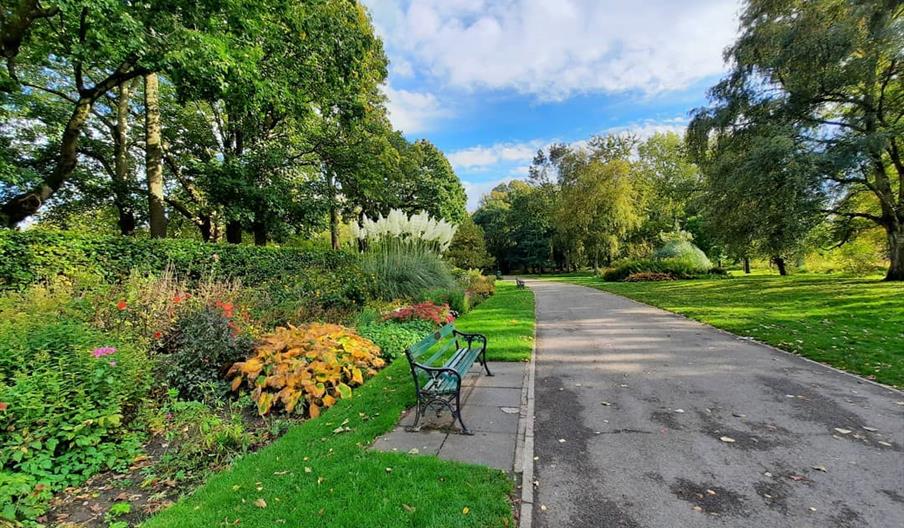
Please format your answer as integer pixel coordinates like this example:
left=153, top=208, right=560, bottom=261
left=601, top=401, right=611, bottom=406
left=720, top=436, right=736, bottom=443
left=811, top=465, right=827, bottom=472
left=558, top=438, right=566, bottom=443
left=462, top=507, right=470, bottom=515
left=878, top=441, right=892, bottom=447
left=254, top=499, right=267, bottom=509
left=862, top=426, right=878, bottom=432
left=705, top=489, right=716, bottom=496
left=674, top=409, right=685, bottom=413
left=402, top=504, right=415, bottom=513
left=834, top=428, right=852, bottom=435
left=789, top=475, right=807, bottom=482
left=304, top=467, right=312, bottom=473
left=540, top=505, right=548, bottom=511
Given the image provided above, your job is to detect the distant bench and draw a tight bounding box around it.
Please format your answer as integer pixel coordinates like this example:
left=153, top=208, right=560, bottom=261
left=403, top=323, right=491, bottom=435
left=516, top=278, right=526, bottom=288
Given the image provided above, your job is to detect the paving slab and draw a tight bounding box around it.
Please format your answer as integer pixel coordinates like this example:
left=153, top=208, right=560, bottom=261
left=527, top=279, right=904, bottom=528
left=370, top=361, right=528, bottom=474
left=440, top=431, right=517, bottom=471
left=466, top=386, right=523, bottom=407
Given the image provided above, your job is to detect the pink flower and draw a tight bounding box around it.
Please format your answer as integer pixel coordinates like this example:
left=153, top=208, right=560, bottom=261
left=108, top=361, right=117, bottom=367
left=92, top=347, right=117, bottom=358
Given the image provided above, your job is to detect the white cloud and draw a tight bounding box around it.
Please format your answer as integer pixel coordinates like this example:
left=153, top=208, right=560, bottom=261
left=382, top=85, right=449, bottom=134
left=447, top=141, right=542, bottom=170
left=391, top=58, right=415, bottom=78
left=365, top=0, right=739, bottom=100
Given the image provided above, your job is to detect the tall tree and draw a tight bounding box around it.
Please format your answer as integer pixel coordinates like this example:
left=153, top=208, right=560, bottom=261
left=113, top=80, right=136, bottom=235
left=689, top=0, right=904, bottom=279
left=0, top=1, right=232, bottom=227
left=144, top=73, right=166, bottom=237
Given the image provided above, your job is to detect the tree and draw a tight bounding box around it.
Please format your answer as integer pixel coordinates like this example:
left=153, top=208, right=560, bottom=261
left=0, top=1, right=233, bottom=227
left=446, top=216, right=494, bottom=270
left=144, top=73, right=166, bottom=237
left=689, top=0, right=904, bottom=280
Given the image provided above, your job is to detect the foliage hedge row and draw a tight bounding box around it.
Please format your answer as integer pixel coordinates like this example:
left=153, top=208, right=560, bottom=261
left=0, top=230, right=363, bottom=289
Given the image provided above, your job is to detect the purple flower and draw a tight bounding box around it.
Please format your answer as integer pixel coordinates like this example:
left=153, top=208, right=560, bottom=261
left=92, top=346, right=117, bottom=358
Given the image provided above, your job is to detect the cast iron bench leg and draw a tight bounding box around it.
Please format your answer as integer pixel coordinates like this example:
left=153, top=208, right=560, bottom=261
left=455, top=386, right=473, bottom=435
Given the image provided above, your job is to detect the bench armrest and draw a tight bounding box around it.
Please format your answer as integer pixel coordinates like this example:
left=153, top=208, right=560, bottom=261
left=407, top=361, right=462, bottom=390
left=453, top=330, right=487, bottom=353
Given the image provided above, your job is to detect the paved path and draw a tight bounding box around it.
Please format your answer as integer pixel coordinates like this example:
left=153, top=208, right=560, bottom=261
left=371, top=361, right=527, bottom=472
left=529, top=279, right=904, bottom=528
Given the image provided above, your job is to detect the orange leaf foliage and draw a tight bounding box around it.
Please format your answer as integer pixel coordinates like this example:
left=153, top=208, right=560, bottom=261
left=228, top=323, right=384, bottom=417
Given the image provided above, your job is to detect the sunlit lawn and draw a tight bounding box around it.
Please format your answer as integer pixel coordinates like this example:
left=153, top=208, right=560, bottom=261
left=539, top=272, right=904, bottom=388
left=143, top=282, right=533, bottom=528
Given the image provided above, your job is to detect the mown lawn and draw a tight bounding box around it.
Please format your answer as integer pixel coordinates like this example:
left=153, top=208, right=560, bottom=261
left=144, top=281, right=534, bottom=528
left=540, top=273, right=904, bottom=388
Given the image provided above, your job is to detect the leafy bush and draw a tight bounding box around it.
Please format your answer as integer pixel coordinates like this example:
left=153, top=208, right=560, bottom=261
left=601, top=258, right=704, bottom=282
left=0, top=286, right=150, bottom=522
left=652, top=240, right=713, bottom=271
left=455, top=268, right=496, bottom=307
left=624, top=272, right=676, bottom=282
left=362, top=243, right=456, bottom=300
left=228, top=324, right=385, bottom=417
left=147, top=391, right=256, bottom=481
left=160, top=305, right=255, bottom=402
left=384, top=302, right=455, bottom=326
left=357, top=320, right=436, bottom=360
left=422, top=287, right=469, bottom=314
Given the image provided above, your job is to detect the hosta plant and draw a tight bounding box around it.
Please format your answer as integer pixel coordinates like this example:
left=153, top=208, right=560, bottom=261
left=228, top=324, right=384, bottom=417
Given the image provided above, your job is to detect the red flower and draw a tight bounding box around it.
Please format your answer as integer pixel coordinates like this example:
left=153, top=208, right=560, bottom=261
left=172, top=294, right=183, bottom=304
left=116, top=300, right=128, bottom=311
left=153, top=331, right=162, bottom=340
left=0, top=402, right=8, bottom=412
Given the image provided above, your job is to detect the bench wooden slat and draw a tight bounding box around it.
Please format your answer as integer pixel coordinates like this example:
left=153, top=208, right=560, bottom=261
left=408, top=323, right=455, bottom=359
left=423, top=339, right=458, bottom=366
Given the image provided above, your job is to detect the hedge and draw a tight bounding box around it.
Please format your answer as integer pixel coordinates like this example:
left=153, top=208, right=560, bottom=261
left=0, top=230, right=362, bottom=289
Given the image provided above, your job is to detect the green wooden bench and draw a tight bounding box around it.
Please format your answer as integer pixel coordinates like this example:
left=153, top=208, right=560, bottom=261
left=403, top=323, right=491, bottom=435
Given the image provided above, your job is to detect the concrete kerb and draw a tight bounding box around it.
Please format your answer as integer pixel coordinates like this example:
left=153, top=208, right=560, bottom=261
left=516, top=280, right=538, bottom=528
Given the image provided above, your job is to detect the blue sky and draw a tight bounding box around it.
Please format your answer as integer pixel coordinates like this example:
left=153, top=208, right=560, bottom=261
left=361, top=0, right=742, bottom=210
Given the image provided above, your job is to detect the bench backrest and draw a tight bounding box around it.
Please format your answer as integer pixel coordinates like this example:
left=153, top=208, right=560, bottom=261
left=405, top=323, right=458, bottom=367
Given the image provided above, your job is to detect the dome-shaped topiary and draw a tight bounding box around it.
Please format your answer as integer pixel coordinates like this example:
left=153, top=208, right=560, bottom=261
left=652, top=240, right=713, bottom=272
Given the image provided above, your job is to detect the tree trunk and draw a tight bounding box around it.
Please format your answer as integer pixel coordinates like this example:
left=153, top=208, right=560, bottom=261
left=226, top=220, right=242, bottom=244
left=885, top=222, right=904, bottom=281
left=144, top=73, right=166, bottom=238
left=1, top=97, right=92, bottom=227
left=113, top=81, right=136, bottom=235
left=199, top=215, right=212, bottom=242
left=772, top=256, right=787, bottom=276
left=743, top=258, right=751, bottom=274
left=252, top=220, right=267, bottom=246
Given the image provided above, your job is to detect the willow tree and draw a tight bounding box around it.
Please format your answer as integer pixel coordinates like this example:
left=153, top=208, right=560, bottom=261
left=689, top=0, right=904, bottom=280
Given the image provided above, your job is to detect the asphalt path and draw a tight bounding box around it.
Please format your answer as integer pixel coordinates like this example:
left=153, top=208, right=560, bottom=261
left=529, top=279, right=903, bottom=528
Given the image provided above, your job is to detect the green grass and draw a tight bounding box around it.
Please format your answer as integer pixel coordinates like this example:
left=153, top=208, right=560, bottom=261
left=143, top=281, right=534, bottom=528
left=457, top=281, right=535, bottom=362
left=540, top=272, right=904, bottom=388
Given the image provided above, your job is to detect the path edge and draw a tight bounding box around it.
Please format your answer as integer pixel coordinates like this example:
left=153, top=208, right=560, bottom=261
left=516, top=282, right=537, bottom=528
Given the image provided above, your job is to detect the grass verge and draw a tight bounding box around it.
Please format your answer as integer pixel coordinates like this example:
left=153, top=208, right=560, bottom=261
left=540, top=273, right=904, bottom=388
left=143, top=281, right=535, bottom=528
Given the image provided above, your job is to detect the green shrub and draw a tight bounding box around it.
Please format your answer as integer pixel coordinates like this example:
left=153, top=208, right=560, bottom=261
left=357, top=320, right=436, bottom=360
left=652, top=240, right=713, bottom=271
left=362, top=244, right=456, bottom=300
left=0, top=287, right=150, bottom=522
left=601, top=258, right=703, bottom=282
left=454, top=268, right=496, bottom=307
left=160, top=305, right=255, bottom=402
left=0, top=229, right=363, bottom=290
left=422, top=287, right=469, bottom=314
left=149, top=392, right=255, bottom=481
